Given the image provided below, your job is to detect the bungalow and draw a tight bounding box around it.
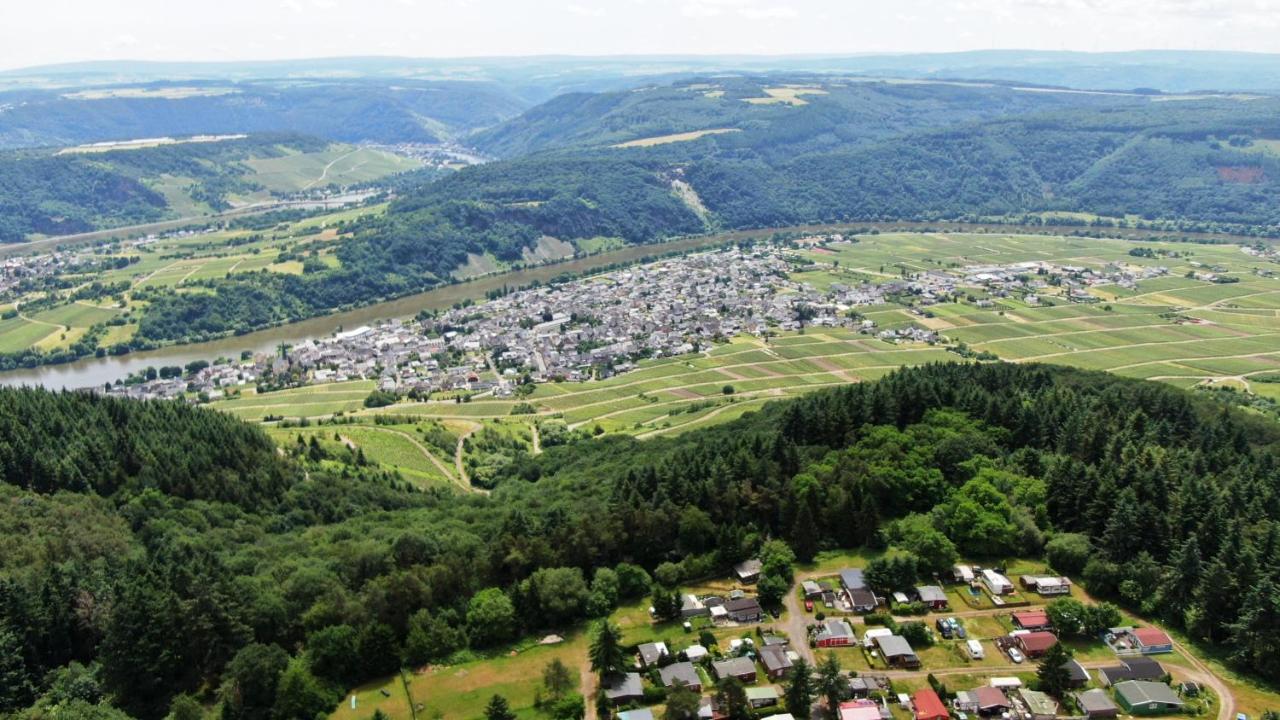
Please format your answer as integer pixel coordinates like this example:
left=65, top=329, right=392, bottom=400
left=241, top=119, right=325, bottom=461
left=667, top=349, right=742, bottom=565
left=862, top=627, right=894, bottom=649
left=735, top=559, right=763, bottom=584
left=840, top=700, right=882, bottom=720
left=982, top=569, right=1014, bottom=595
left=848, top=675, right=890, bottom=699
left=1114, top=681, right=1185, bottom=716
left=618, top=710, right=654, bottom=720
left=1012, top=610, right=1053, bottom=631
left=760, top=645, right=793, bottom=680
left=1016, top=631, right=1059, bottom=658
left=603, top=673, right=645, bottom=705
left=659, top=662, right=703, bottom=692
left=1016, top=689, right=1058, bottom=720
left=1063, top=659, right=1091, bottom=688
left=685, top=645, right=709, bottom=662
left=1020, top=575, right=1071, bottom=596
left=952, top=564, right=976, bottom=583
left=1130, top=627, right=1174, bottom=655
left=848, top=587, right=879, bottom=613
left=712, top=656, right=759, bottom=684
left=915, top=586, right=948, bottom=609
left=875, top=635, right=920, bottom=669
left=913, top=689, right=949, bottom=720
left=1076, top=689, right=1120, bottom=720
left=1098, top=658, right=1166, bottom=687
left=724, top=597, right=764, bottom=623
left=802, top=580, right=824, bottom=598
left=815, top=618, right=857, bottom=648
left=748, top=687, right=781, bottom=709
left=954, top=687, right=1010, bottom=716
left=682, top=594, right=709, bottom=619
left=637, top=641, right=669, bottom=669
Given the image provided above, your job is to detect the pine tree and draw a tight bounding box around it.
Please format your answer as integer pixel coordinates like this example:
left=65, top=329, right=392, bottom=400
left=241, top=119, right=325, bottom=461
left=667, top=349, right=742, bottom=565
left=817, top=654, right=846, bottom=718
left=1036, top=642, right=1074, bottom=699
left=588, top=621, right=626, bottom=679
left=485, top=695, right=517, bottom=720
left=784, top=658, right=814, bottom=717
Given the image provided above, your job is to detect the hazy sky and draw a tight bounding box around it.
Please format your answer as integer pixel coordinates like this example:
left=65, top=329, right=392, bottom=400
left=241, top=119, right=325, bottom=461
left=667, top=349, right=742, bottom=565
left=3, top=0, right=1280, bottom=71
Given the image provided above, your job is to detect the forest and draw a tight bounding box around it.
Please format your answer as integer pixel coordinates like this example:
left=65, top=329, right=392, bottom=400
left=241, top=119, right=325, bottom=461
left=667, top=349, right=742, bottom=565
left=2, top=363, right=1279, bottom=720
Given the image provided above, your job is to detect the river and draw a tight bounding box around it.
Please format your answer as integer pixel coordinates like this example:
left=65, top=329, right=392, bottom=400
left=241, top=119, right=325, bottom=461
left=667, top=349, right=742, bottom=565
left=0, top=231, right=761, bottom=389
left=0, top=220, right=1255, bottom=390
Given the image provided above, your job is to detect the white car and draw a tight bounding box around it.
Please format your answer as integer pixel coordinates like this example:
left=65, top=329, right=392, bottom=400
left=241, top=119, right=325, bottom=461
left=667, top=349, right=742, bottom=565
left=1008, top=648, right=1025, bottom=664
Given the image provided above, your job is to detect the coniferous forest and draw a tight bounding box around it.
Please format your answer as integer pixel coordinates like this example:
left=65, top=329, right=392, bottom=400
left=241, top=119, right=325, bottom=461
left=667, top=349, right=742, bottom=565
left=1, top=363, right=1279, bottom=720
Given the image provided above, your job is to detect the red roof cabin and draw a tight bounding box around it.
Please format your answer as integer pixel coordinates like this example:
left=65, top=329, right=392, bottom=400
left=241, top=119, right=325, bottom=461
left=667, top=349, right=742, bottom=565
left=1131, top=627, right=1174, bottom=655
left=1016, top=631, right=1059, bottom=658
left=913, top=689, right=950, bottom=720
left=1011, top=610, right=1052, bottom=631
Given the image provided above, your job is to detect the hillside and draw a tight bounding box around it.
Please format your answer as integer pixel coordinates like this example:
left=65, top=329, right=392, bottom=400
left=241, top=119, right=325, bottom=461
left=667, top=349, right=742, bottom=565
left=0, top=134, right=419, bottom=242
left=0, top=79, right=528, bottom=150
left=1, top=365, right=1279, bottom=720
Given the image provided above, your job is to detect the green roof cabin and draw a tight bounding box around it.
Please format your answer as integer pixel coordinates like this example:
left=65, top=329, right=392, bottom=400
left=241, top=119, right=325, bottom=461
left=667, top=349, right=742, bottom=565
left=1114, top=681, right=1185, bottom=715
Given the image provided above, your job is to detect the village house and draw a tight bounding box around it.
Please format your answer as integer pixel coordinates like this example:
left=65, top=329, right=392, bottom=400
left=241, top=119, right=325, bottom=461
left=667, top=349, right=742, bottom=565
left=1098, top=657, right=1166, bottom=687
left=637, top=641, right=669, bottom=669
left=659, top=662, right=702, bottom=692
left=1113, top=682, right=1185, bottom=715
left=748, top=687, right=781, bottom=709
left=1015, top=631, right=1059, bottom=659
left=913, top=689, right=949, bottom=720
left=1076, top=689, right=1120, bottom=719
left=723, top=597, right=764, bottom=623
left=814, top=618, right=857, bottom=648
left=734, top=559, right=763, bottom=584
left=915, top=585, right=948, bottom=609
left=875, top=635, right=920, bottom=669
left=1011, top=609, right=1053, bottom=631
left=954, top=687, right=1010, bottom=716
left=760, top=645, right=793, bottom=679
left=603, top=673, right=645, bottom=705
left=712, top=656, right=758, bottom=684
left=839, top=700, right=882, bottom=720
left=1020, top=575, right=1071, bottom=596
left=982, top=569, right=1014, bottom=595
left=1015, top=689, right=1059, bottom=720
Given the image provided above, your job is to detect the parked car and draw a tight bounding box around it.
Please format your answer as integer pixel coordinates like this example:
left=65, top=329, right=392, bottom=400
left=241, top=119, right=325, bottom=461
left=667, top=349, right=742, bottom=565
left=805, top=600, right=814, bottom=612
left=1008, top=648, right=1025, bottom=664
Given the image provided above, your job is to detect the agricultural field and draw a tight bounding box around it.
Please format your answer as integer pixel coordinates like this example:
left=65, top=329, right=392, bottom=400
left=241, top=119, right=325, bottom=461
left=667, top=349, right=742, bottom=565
left=0, top=204, right=384, bottom=357
left=214, top=231, right=1280, bottom=445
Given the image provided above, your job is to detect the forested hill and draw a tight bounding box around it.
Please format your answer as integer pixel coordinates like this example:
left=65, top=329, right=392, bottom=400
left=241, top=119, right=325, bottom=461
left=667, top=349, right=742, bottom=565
left=354, top=77, right=1280, bottom=287
left=3, top=364, right=1280, bottom=720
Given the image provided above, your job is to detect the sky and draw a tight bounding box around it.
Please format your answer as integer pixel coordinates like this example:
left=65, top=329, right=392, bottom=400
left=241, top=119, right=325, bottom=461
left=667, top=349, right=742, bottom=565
left=2, top=0, right=1280, bottom=71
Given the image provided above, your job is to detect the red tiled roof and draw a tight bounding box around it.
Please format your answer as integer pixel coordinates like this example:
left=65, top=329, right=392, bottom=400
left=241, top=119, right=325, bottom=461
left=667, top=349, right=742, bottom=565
left=1018, top=631, right=1059, bottom=652
left=1133, top=627, right=1172, bottom=646
left=914, top=689, right=949, bottom=720
left=1013, top=610, right=1050, bottom=627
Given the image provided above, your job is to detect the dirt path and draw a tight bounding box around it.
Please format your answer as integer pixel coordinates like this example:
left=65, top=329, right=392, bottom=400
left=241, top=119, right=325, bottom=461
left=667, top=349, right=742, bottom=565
left=530, top=423, right=542, bottom=455
left=455, top=423, right=481, bottom=489
left=303, top=148, right=361, bottom=190
left=357, top=426, right=467, bottom=491
left=781, top=582, right=815, bottom=665
left=578, top=653, right=598, bottom=720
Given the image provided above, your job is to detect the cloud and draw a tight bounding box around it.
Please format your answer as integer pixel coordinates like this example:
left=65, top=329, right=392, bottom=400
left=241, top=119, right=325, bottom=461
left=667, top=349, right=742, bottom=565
left=566, top=3, right=607, bottom=16
left=740, top=4, right=796, bottom=18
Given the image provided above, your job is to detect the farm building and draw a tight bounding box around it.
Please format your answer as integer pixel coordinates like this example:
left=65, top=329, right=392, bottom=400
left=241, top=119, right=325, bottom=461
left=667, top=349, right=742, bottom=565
left=875, top=634, right=920, bottom=669
left=1016, top=631, right=1059, bottom=658
left=1076, top=689, right=1120, bottom=719
left=913, top=689, right=949, bottom=720
left=1114, top=681, right=1185, bottom=715
left=760, top=645, right=793, bottom=679
left=712, top=656, right=759, bottom=683
left=1015, top=689, right=1059, bottom=720
left=1011, top=610, right=1052, bottom=631
left=815, top=618, right=857, bottom=648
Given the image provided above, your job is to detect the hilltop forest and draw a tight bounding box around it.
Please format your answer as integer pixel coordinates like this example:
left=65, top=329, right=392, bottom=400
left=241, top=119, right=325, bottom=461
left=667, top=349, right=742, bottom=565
left=2, top=363, right=1279, bottom=720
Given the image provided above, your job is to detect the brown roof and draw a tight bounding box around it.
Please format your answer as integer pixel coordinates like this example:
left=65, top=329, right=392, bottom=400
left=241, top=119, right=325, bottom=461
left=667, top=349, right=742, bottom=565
left=1018, top=631, right=1059, bottom=653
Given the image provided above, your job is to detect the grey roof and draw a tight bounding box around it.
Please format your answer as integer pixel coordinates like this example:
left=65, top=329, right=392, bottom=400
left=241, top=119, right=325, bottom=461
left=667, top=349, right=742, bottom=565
left=724, top=597, right=763, bottom=614
left=874, top=634, right=915, bottom=658
left=916, top=586, right=947, bottom=603
left=816, top=618, right=856, bottom=642
left=735, top=559, right=763, bottom=577
left=840, top=568, right=867, bottom=590
left=638, top=642, right=668, bottom=666
left=760, top=645, right=793, bottom=673
left=660, top=662, right=702, bottom=688
left=1115, top=681, right=1184, bottom=708
left=604, top=673, right=644, bottom=700
left=619, top=710, right=655, bottom=720
left=1064, top=659, right=1090, bottom=683
left=1076, top=689, right=1119, bottom=714
left=713, top=656, right=758, bottom=678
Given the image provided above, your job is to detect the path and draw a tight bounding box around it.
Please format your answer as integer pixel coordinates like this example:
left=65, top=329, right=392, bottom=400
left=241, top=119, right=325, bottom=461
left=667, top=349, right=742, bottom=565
left=455, top=423, right=482, bottom=489
left=303, top=148, right=361, bottom=190
left=356, top=426, right=469, bottom=492
left=530, top=423, right=542, bottom=454
left=578, top=654, right=598, bottom=720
